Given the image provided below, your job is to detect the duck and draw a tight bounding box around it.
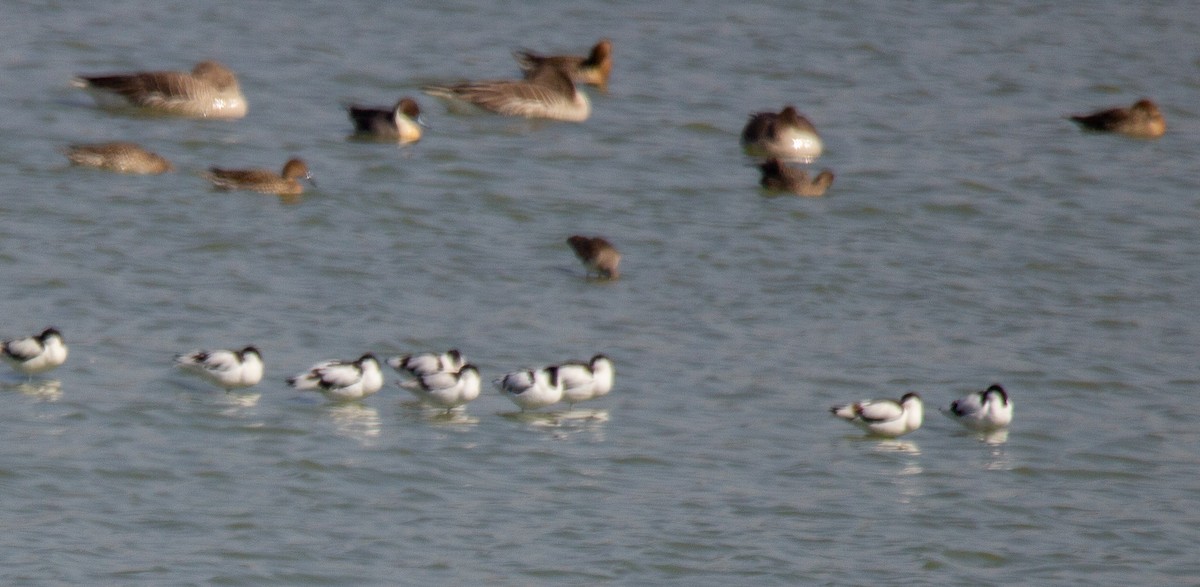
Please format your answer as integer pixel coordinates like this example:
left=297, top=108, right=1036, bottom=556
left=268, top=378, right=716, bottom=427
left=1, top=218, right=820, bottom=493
left=740, top=105, right=823, bottom=162
left=758, top=158, right=835, bottom=197
left=567, top=235, right=621, bottom=279
left=942, top=384, right=1013, bottom=431
left=174, top=346, right=264, bottom=391
left=287, top=354, right=384, bottom=402
left=424, top=63, right=590, bottom=122
left=60, top=142, right=173, bottom=174
left=514, top=38, right=612, bottom=89
left=202, top=158, right=315, bottom=197
left=1068, top=98, right=1165, bottom=139
left=830, top=392, right=924, bottom=438
left=0, top=328, right=68, bottom=376
left=346, top=97, right=426, bottom=143
left=73, top=60, right=247, bottom=119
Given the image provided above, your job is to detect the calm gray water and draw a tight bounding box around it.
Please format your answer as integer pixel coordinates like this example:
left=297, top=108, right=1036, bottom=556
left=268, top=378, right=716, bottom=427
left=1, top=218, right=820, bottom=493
left=2, top=1, right=1199, bottom=584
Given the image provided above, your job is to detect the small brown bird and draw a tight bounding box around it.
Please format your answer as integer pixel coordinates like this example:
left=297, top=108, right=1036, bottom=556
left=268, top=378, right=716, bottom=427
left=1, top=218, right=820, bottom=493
left=202, top=158, right=315, bottom=197
left=72, top=60, right=247, bottom=119
left=758, top=159, right=835, bottom=197
left=346, top=97, right=425, bottom=143
left=567, top=236, right=621, bottom=280
left=741, top=105, right=823, bottom=161
left=1068, top=98, right=1165, bottom=139
left=514, top=38, right=613, bottom=90
left=61, top=142, right=173, bottom=174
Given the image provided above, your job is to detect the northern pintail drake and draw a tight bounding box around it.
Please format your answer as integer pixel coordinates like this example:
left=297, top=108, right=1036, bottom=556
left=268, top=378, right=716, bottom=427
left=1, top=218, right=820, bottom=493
left=495, top=366, right=564, bottom=411
left=1068, top=98, right=1166, bottom=139
left=514, top=38, right=612, bottom=90
left=423, top=63, right=590, bottom=122
left=942, top=384, right=1013, bottom=431
left=1, top=328, right=68, bottom=376
left=567, top=235, right=621, bottom=279
left=741, top=106, right=823, bottom=162
left=346, top=97, right=426, bottom=143
left=61, top=142, right=174, bottom=174
left=202, top=158, right=315, bottom=196
left=556, top=355, right=615, bottom=407
left=175, top=346, right=264, bottom=391
left=386, top=349, right=466, bottom=379
left=73, top=60, right=247, bottom=119
left=399, top=364, right=482, bottom=412
left=831, top=392, right=924, bottom=438
left=758, top=159, right=834, bottom=197
left=287, top=354, right=384, bottom=402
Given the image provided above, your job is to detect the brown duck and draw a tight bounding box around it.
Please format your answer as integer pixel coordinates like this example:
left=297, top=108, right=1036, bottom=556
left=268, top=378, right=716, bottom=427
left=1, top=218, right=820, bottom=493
left=567, top=236, right=621, bottom=280
left=61, top=142, right=173, bottom=174
left=514, top=39, right=613, bottom=90
left=202, top=158, right=315, bottom=197
left=758, top=159, right=835, bottom=197
left=73, top=60, right=247, bottom=119
left=1068, top=98, right=1165, bottom=139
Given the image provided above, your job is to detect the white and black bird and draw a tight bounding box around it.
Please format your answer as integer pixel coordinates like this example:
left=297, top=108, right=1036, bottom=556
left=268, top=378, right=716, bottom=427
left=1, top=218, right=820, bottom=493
left=399, top=364, right=482, bottom=412
left=287, top=354, right=383, bottom=401
left=495, top=366, right=564, bottom=411
left=346, top=97, right=425, bottom=143
left=943, top=384, right=1013, bottom=431
left=386, top=349, right=466, bottom=379
left=830, top=392, right=924, bottom=438
left=556, top=354, right=615, bottom=407
left=174, top=346, right=264, bottom=391
left=1, top=328, right=68, bottom=376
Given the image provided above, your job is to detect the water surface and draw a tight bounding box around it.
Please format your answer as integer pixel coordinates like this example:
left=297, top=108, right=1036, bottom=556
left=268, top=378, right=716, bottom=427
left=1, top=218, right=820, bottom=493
left=1, top=1, right=1199, bottom=584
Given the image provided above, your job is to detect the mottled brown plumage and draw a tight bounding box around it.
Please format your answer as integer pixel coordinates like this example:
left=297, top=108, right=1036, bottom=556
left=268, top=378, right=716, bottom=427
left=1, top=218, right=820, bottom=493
left=758, top=159, right=835, bottom=197
left=424, top=63, right=590, bottom=122
left=202, top=158, right=315, bottom=196
left=740, top=105, right=824, bottom=161
left=515, top=39, right=612, bottom=89
left=567, top=236, right=621, bottom=280
left=1068, top=98, right=1165, bottom=139
left=73, top=60, right=247, bottom=119
left=61, top=142, right=173, bottom=174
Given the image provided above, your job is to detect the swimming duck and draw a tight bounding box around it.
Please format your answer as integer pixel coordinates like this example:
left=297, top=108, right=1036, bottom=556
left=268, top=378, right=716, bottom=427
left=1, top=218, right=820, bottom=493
left=1068, top=98, right=1165, bottom=139
left=61, top=142, right=173, bottom=174
left=73, top=60, right=247, bottom=119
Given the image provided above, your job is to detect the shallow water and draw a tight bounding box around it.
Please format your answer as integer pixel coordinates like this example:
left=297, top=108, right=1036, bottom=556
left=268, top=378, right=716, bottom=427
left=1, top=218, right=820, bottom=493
left=2, top=1, right=1199, bottom=584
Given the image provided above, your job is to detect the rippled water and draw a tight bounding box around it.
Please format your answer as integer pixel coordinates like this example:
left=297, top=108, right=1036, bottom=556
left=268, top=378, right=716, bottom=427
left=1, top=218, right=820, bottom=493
left=2, top=1, right=1199, bottom=584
